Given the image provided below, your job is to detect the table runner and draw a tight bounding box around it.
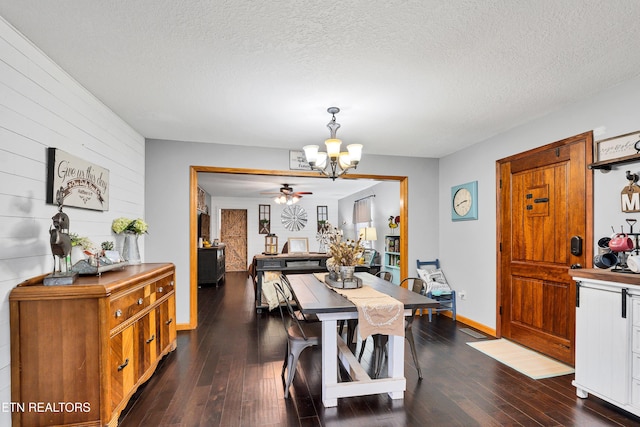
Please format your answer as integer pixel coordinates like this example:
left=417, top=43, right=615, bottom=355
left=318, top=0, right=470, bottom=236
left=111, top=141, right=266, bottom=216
left=313, top=273, right=404, bottom=338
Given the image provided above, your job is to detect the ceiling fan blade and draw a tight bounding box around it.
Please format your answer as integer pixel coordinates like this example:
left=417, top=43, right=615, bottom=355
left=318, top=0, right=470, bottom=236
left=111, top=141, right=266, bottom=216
left=293, top=192, right=313, bottom=196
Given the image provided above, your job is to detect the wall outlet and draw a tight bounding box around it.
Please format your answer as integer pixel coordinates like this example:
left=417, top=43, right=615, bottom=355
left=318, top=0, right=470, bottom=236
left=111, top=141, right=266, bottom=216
left=459, top=290, right=467, bottom=300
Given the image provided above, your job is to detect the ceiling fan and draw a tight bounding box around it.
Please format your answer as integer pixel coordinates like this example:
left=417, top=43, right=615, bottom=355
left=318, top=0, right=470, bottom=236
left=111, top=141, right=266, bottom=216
left=261, top=184, right=312, bottom=204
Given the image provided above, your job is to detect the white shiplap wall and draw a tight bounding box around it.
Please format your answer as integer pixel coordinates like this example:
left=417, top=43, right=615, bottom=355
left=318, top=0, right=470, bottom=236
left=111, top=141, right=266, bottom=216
left=0, top=16, right=144, bottom=422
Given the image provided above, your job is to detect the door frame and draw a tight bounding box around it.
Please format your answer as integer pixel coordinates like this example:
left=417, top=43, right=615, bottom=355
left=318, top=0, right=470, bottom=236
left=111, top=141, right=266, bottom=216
left=495, top=131, right=594, bottom=338
left=188, top=166, right=408, bottom=329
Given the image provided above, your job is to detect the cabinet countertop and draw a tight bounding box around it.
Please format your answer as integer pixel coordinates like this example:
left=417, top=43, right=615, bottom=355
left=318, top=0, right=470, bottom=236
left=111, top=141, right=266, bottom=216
left=11, top=262, right=175, bottom=300
left=569, top=268, right=640, bottom=286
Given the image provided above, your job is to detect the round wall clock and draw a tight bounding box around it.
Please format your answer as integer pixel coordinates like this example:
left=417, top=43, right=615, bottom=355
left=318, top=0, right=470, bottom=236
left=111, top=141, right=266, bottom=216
left=451, top=181, right=478, bottom=221
left=281, top=205, right=308, bottom=231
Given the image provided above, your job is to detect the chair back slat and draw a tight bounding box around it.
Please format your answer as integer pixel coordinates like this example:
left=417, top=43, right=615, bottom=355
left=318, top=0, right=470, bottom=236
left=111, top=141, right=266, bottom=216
left=274, top=282, right=309, bottom=340
left=279, top=275, right=310, bottom=322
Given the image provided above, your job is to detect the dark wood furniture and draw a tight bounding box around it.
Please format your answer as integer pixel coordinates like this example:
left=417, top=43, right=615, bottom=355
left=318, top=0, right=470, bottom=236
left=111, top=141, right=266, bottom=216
left=251, top=253, right=380, bottom=312
left=198, top=244, right=225, bottom=285
left=10, top=263, right=177, bottom=427
left=252, top=253, right=329, bottom=312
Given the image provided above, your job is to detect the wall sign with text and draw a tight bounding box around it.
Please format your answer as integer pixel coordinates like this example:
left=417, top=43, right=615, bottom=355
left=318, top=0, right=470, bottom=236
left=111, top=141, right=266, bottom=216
left=46, top=148, right=110, bottom=211
left=289, top=150, right=312, bottom=171
left=621, top=183, right=640, bottom=213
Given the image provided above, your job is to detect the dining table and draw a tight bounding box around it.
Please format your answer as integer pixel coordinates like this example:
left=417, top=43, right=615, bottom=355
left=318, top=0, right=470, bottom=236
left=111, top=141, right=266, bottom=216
left=286, top=272, right=440, bottom=407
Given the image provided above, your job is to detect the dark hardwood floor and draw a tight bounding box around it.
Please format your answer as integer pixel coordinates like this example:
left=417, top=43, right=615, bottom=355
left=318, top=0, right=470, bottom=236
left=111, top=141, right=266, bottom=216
left=119, top=272, right=640, bottom=426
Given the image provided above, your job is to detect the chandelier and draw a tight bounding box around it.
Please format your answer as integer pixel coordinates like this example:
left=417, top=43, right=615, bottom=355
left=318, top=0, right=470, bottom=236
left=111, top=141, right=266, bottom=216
left=303, top=107, right=363, bottom=180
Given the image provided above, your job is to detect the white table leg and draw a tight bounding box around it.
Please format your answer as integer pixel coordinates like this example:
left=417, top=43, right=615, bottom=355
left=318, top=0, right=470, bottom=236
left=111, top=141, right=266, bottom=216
left=321, top=319, right=338, bottom=407
left=386, top=334, right=405, bottom=399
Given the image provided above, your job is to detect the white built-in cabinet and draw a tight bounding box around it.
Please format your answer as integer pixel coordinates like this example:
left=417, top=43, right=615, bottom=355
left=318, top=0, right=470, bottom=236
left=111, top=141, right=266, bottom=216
left=570, top=269, right=640, bottom=417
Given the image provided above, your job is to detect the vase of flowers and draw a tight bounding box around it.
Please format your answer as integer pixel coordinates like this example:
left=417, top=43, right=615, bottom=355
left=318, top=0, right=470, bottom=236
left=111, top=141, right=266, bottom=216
left=325, top=223, right=364, bottom=281
left=112, top=217, right=148, bottom=264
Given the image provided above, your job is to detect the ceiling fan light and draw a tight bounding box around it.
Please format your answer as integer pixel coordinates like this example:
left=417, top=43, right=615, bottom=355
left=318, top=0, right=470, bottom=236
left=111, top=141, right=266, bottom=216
left=325, top=138, right=342, bottom=158
left=346, top=144, right=362, bottom=163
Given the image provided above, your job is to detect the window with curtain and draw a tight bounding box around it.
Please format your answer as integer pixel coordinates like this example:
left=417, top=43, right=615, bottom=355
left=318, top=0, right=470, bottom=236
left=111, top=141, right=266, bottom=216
left=353, top=197, right=373, bottom=224
left=353, top=196, right=374, bottom=244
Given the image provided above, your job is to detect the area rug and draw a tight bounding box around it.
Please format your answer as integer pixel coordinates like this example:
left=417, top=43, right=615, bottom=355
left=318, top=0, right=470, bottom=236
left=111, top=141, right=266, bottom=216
left=467, top=339, right=574, bottom=379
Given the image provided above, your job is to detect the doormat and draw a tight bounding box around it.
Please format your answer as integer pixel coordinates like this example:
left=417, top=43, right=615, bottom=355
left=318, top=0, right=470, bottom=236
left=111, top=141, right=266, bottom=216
left=467, top=339, right=574, bottom=380
left=459, top=328, right=486, bottom=339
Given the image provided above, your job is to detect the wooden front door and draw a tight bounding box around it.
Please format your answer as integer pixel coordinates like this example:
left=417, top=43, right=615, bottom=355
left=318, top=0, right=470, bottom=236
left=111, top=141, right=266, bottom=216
left=220, top=209, right=247, bottom=272
left=497, top=132, right=593, bottom=365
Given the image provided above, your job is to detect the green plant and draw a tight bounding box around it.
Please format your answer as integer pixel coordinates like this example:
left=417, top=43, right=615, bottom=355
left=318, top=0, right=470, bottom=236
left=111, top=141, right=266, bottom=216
left=69, top=233, right=94, bottom=250
left=101, top=241, right=114, bottom=251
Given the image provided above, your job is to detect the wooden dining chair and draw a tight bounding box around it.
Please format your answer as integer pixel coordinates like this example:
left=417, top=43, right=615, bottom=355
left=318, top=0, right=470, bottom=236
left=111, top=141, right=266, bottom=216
left=274, top=282, right=321, bottom=398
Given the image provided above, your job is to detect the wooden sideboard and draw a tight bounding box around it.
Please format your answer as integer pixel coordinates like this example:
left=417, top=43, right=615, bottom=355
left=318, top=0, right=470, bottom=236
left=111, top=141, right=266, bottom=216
left=10, top=263, right=177, bottom=427
left=251, top=253, right=379, bottom=312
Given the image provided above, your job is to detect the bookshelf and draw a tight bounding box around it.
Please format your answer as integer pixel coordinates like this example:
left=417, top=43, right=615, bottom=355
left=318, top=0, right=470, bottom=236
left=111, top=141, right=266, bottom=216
left=384, top=234, right=400, bottom=284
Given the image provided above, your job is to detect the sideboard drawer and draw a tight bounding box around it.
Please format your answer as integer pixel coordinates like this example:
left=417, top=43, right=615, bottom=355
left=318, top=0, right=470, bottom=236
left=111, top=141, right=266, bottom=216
left=154, top=275, right=174, bottom=298
left=110, top=287, right=148, bottom=329
left=259, top=260, right=285, bottom=269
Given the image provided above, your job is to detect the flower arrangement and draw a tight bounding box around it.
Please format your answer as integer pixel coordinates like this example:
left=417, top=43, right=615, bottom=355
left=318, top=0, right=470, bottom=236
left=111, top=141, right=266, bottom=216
left=69, top=233, right=94, bottom=250
left=325, top=224, right=364, bottom=271
left=112, top=217, right=149, bottom=235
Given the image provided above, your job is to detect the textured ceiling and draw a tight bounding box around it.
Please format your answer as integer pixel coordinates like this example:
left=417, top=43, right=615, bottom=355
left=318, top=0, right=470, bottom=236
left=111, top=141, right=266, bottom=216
left=2, top=1, right=640, bottom=159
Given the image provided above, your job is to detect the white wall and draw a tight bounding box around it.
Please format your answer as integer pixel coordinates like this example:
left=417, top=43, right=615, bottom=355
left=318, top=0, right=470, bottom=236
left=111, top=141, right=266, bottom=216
left=439, top=75, right=640, bottom=330
left=208, top=195, right=340, bottom=258
left=336, top=181, right=405, bottom=264
left=0, top=17, right=144, bottom=425
left=145, top=139, right=440, bottom=326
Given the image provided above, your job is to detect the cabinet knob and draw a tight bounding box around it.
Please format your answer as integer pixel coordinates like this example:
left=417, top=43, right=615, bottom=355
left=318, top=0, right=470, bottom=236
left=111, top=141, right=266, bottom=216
left=165, top=318, right=173, bottom=325
left=146, top=334, right=155, bottom=344
left=137, top=298, right=144, bottom=305
left=115, top=309, right=122, bottom=318
left=171, top=281, right=174, bottom=286
left=157, top=287, right=164, bottom=293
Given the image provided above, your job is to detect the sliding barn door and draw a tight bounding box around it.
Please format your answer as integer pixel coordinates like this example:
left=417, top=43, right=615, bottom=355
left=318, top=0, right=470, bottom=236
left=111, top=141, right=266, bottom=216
left=220, top=209, right=247, bottom=272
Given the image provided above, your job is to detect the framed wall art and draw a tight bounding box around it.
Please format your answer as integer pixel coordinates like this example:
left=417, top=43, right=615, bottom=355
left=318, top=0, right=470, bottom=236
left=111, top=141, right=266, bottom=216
left=259, top=204, right=271, bottom=234
left=287, top=237, right=309, bottom=254
left=594, top=130, right=640, bottom=163
left=46, top=147, right=110, bottom=211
